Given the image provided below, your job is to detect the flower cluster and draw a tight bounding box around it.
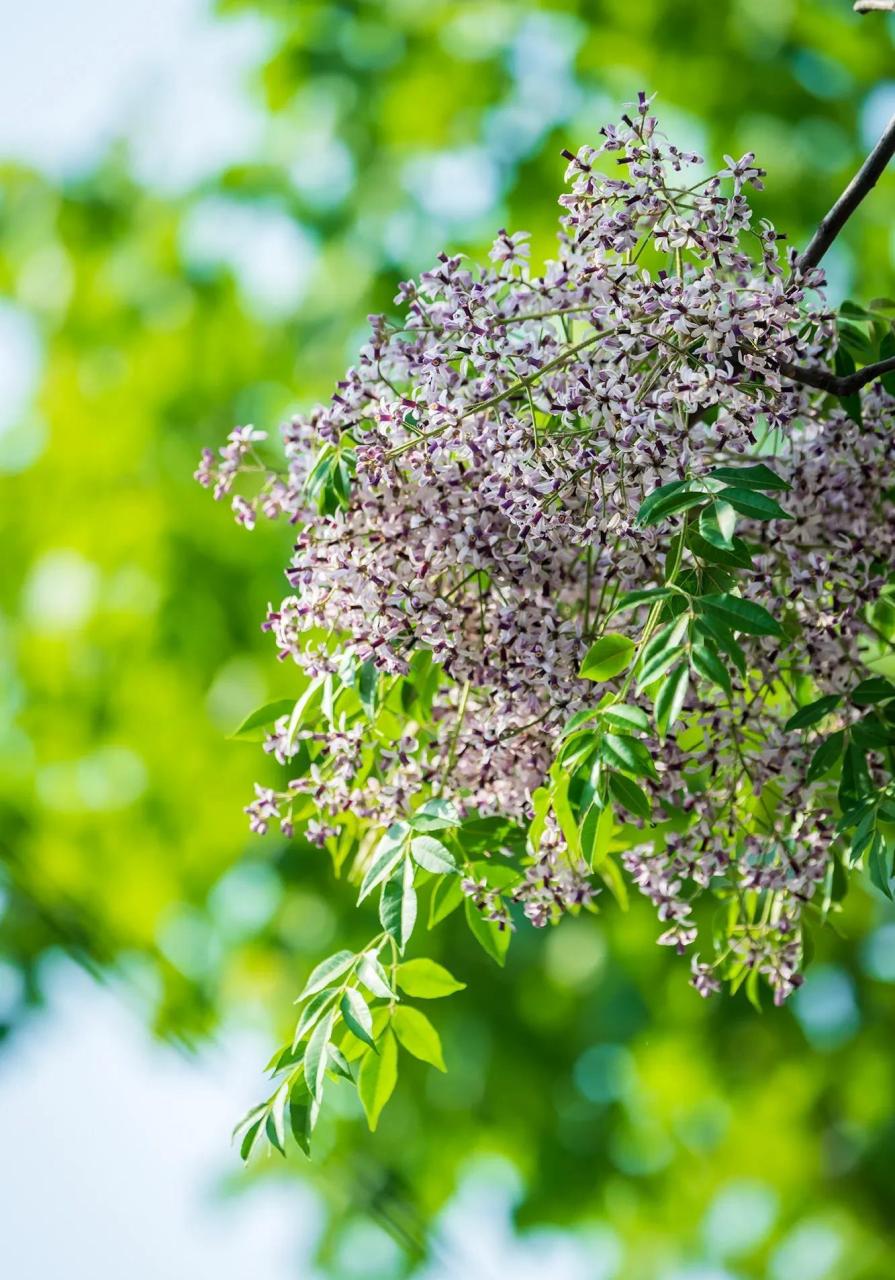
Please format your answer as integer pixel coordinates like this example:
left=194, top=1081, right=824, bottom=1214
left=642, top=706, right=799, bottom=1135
left=200, top=95, right=895, bottom=1017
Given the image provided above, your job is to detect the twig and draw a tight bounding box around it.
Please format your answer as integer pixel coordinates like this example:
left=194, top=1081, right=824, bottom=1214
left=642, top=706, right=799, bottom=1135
left=798, top=113, right=895, bottom=270
left=774, top=109, right=895, bottom=395
left=776, top=354, right=895, bottom=396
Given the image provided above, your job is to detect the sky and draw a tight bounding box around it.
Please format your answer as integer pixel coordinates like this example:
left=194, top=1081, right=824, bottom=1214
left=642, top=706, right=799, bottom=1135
left=0, top=961, right=322, bottom=1280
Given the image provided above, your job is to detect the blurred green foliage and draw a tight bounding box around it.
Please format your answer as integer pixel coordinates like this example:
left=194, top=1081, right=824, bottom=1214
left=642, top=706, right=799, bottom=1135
left=2, top=1, right=895, bottom=1275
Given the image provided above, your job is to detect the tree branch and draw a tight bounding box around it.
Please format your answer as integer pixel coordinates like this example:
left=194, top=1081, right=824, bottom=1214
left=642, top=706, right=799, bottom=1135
left=773, top=105, right=895, bottom=398
left=798, top=113, right=895, bottom=270
left=775, top=354, right=895, bottom=396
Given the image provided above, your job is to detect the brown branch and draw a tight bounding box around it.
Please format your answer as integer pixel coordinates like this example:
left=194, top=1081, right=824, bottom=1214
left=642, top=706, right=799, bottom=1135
left=798, top=112, right=895, bottom=270
left=776, top=354, right=895, bottom=396
left=772, top=105, right=895, bottom=397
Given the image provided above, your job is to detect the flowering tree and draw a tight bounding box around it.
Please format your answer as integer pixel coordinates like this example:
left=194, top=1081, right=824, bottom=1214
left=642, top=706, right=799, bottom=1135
left=198, top=94, right=895, bottom=1159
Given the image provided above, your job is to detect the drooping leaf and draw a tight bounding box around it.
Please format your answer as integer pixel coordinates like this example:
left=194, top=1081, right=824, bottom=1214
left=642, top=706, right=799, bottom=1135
left=297, top=950, right=355, bottom=1002
left=717, top=487, right=791, bottom=522
left=266, top=1081, right=289, bottom=1155
left=428, top=875, right=464, bottom=928
left=358, top=823, right=409, bottom=902
left=698, top=593, right=782, bottom=637
left=358, top=1028, right=398, bottom=1131
left=610, top=587, right=678, bottom=614
left=304, top=1010, right=335, bottom=1104
left=580, top=633, right=636, bottom=681
left=392, top=1006, right=446, bottom=1071
left=231, top=698, right=297, bottom=739
left=784, top=694, right=842, bottom=732
left=380, top=857, right=417, bottom=953
left=357, top=659, right=378, bottom=721
left=239, top=1118, right=264, bottom=1162
left=806, top=731, right=845, bottom=783
left=636, top=481, right=707, bottom=527
left=708, top=462, right=790, bottom=491
left=288, top=1087, right=313, bottom=1156
left=356, top=952, right=395, bottom=1000
left=409, top=797, right=461, bottom=831
left=607, top=770, right=652, bottom=820
left=464, top=897, right=511, bottom=966
left=851, top=677, right=895, bottom=706
left=292, top=987, right=339, bottom=1047
left=599, top=703, right=650, bottom=735
left=395, top=958, right=466, bottom=998
left=655, top=662, right=689, bottom=737
left=868, top=833, right=894, bottom=901
left=599, top=733, right=658, bottom=779
left=340, top=988, right=376, bottom=1050
left=694, top=614, right=746, bottom=675
left=636, top=644, right=687, bottom=690
left=410, top=835, right=458, bottom=874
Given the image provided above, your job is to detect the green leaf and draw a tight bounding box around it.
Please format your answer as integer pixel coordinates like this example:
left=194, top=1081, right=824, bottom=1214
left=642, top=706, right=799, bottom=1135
left=356, top=952, right=395, bottom=1000
left=607, top=771, right=652, bottom=820
left=784, top=694, right=842, bottom=732
left=358, top=1028, right=398, bottom=1131
left=839, top=743, right=871, bottom=811
left=464, top=897, right=511, bottom=966
left=636, top=644, right=687, bottom=690
left=239, top=1118, right=264, bottom=1162
left=395, top=958, right=466, bottom=998
left=288, top=1088, right=313, bottom=1156
left=304, top=1011, right=335, bottom=1104
left=380, top=857, right=417, bottom=953
left=610, top=587, right=678, bottom=614
left=326, top=1043, right=353, bottom=1081
left=428, top=875, right=464, bottom=928
left=358, top=823, right=409, bottom=902
left=266, top=1081, right=289, bottom=1155
left=696, top=502, right=736, bottom=550
left=580, top=804, right=627, bottom=905
left=340, top=989, right=376, bottom=1050
left=707, top=462, right=790, bottom=491
left=410, top=835, right=458, bottom=874
left=806, top=731, right=845, bottom=783
left=599, top=703, right=650, bottom=735
left=640, top=615, right=688, bottom=666
left=549, top=770, right=582, bottom=858
left=834, top=345, right=862, bottom=425
left=636, top=480, right=707, bottom=527
left=851, top=677, right=895, bottom=706
left=357, top=659, right=378, bottom=720
left=285, top=676, right=326, bottom=748
left=341, top=1006, right=390, bottom=1062
left=717, top=487, right=790, bottom=522
left=579, top=633, right=636, bottom=681
left=690, top=642, right=732, bottom=697
left=693, top=615, right=746, bottom=675
left=687, top=527, right=754, bottom=570
left=292, top=987, right=338, bottom=1046
left=392, top=1005, right=446, bottom=1071
left=599, top=733, right=658, bottom=779
left=868, top=833, right=894, bottom=900
left=230, top=698, right=296, bottom=739
left=409, top=798, right=461, bottom=831
left=297, top=950, right=355, bottom=1001
left=698, top=594, right=781, bottom=637
left=851, top=715, right=895, bottom=750
left=655, top=662, right=689, bottom=737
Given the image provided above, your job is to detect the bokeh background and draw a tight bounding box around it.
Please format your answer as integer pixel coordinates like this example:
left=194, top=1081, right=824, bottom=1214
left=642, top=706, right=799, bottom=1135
left=2, top=2, right=895, bottom=1277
